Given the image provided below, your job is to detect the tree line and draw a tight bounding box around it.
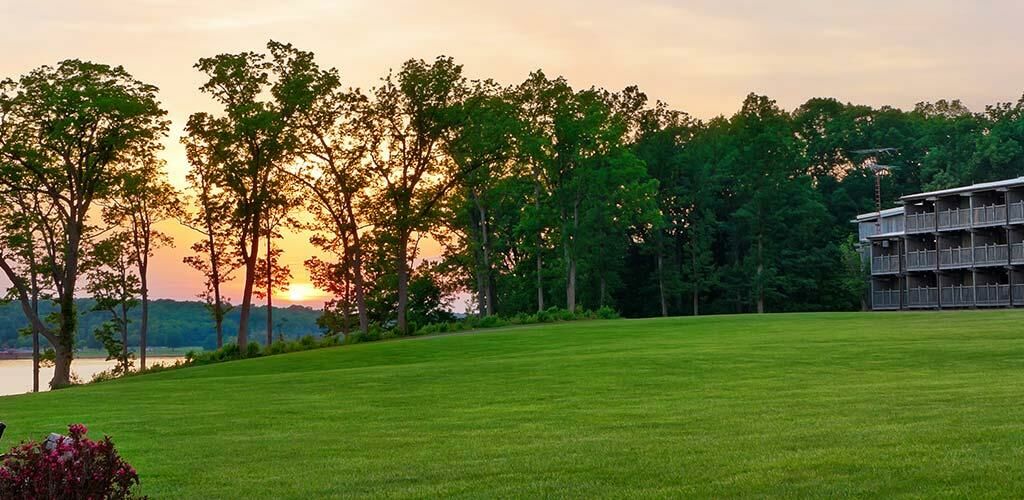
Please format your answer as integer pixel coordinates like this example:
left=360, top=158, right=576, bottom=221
left=5, top=41, right=1024, bottom=387
left=0, top=299, right=321, bottom=352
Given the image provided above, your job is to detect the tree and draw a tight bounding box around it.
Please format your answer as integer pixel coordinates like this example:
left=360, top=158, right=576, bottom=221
left=442, top=81, right=522, bottom=316
left=277, top=43, right=373, bottom=334
left=356, top=56, right=470, bottom=334
left=182, top=137, right=237, bottom=349
left=102, top=157, right=180, bottom=369
left=253, top=239, right=292, bottom=345
left=517, top=75, right=654, bottom=313
left=186, top=41, right=304, bottom=351
left=0, top=179, right=48, bottom=391
left=85, top=235, right=139, bottom=376
left=0, top=60, right=167, bottom=387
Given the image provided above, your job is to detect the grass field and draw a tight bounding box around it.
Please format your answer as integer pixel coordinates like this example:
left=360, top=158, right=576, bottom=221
left=4, top=310, right=1024, bottom=498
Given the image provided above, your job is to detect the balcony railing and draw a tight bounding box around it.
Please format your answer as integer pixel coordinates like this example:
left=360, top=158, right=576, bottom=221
left=973, top=244, right=1008, bottom=267
left=871, top=255, right=901, bottom=274
left=906, top=249, right=936, bottom=270
left=1011, top=202, right=1024, bottom=223
left=906, top=286, right=939, bottom=307
left=940, top=285, right=974, bottom=307
left=937, top=208, right=971, bottom=230
left=872, top=289, right=901, bottom=309
left=975, top=284, right=1011, bottom=306
left=973, top=204, right=1007, bottom=227
left=1015, top=284, right=1024, bottom=303
left=1013, top=243, right=1024, bottom=264
left=906, top=212, right=935, bottom=233
left=939, top=247, right=973, bottom=269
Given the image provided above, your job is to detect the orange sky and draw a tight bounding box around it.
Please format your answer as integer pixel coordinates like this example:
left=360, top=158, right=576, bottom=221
left=4, top=0, right=1024, bottom=308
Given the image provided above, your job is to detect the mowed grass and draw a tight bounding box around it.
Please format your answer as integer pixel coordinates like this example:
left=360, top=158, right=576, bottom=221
left=4, top=311, right=1024, bottom=498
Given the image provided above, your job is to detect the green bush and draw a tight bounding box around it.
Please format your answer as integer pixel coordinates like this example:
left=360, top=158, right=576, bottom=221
left=556, top=308, right=576, bottom=321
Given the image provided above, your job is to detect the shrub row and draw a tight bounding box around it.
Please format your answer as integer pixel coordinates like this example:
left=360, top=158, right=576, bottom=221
left=347, top=306, right=620, bottom=342
left=89, top=306, right=620, bottom=382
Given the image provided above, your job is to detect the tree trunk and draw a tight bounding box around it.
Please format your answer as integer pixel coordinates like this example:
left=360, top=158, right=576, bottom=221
left=657, top=250, right=668, bottom=317
left=120, top=302, right=129, bottom=373
left=53, top=221, right=80, bottom=388
left=564, top=204, right=579, bottom=313
left=345, top=202, right=369, bottom=335
left=567, top=258, right=576, bottom=313
left=139, top=269, right=149, bottom=370
left=266, top=230, right=273, bottom=347
left=30, top=267, right=40, bottom=393
left=351, top=246, right=369, bottom=334
left=52, top=343, right=73, bottom=388
left=599, top=275, right=606, bottom=307
left=213, top=284, right=224, bottom=349
left=207, top=227, right=225, bottom=349
left=479, top=203, right=493, bottom=317
left=396, top=238, right=410, bottom=334
left=535, top=183, right=544, bottom=312
left=470, top=194, right=488, bottom=317
left=756, top=233, right=765, bottom=314
left=536, top=252, right=544, bottom=312
left=476, top=271, right=487, bottom=317
left=691, top=247, right=700, bottom=317
left=237, top=231, right=260, bottom=352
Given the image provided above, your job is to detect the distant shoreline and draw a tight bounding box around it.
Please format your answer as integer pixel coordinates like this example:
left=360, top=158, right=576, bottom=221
left=0, top=350, right=196, bottom=360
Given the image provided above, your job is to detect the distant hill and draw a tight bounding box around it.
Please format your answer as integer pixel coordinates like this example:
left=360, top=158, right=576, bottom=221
left=0, top=299, right=323, bottom=350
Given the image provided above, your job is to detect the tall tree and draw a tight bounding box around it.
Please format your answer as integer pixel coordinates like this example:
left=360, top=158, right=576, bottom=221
left=0, top=180, right=48, bottom=390
left=85, top=234, right=139, bottom=376
left=276, top=43, right=372, bottom=334
left=186, top=41, right=303, bottom=351
left=182, top=137, right=237, bottom=348
left=442, top=81, right=522, bottom=316
left=102, top=157, right=180, bottom=369
left=356, top=56, right=469, bottom=334
left=0, top=60, right=167, bottom=387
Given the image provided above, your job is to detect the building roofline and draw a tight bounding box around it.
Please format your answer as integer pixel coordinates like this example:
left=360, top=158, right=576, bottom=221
left=900, top=177, right=1024, bottom=202
left=852, top=206, right=904, bottom=222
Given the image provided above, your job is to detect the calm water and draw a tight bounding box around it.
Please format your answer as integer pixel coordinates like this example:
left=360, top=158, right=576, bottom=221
left=0, top=357, right=183, bottom=396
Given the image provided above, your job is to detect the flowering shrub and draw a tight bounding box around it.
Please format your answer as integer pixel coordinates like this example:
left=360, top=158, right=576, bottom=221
left=0, top=424, right=145, bottom=499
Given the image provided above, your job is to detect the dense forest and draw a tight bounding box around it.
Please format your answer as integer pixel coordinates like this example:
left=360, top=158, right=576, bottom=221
left=0, top=300, right=321, bottom=351
left=5, top=40, right=1024, bottom=387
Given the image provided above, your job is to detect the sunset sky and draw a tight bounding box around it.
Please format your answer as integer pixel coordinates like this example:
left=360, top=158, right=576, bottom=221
left=3, top=0, right=1024, bottom=308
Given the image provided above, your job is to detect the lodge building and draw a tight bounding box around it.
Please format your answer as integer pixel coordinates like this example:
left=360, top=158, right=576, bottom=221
left=856, top=177, right=1024, bottom=310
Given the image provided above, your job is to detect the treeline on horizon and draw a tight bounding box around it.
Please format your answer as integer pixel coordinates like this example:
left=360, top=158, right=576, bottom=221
left=0, top=300, right=322, bottom=351
left=4, top=40, right=1024, bottom=387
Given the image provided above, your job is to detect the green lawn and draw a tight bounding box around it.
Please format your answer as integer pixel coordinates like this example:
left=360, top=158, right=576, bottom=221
left=4, top=311, right=1024, bottom=498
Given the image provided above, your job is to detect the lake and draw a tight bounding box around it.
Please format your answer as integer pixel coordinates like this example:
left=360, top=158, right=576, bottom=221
left=0, top=357, right=183, bottom=397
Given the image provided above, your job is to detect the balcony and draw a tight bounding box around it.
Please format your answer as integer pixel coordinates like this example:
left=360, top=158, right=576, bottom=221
left=871, top=255, right=901, bottom=275
left=872, top=289, right=901, bottom=309
left=1013, top=243, right=1024, bottom=265
left=1011, top=201, right=1024, bottom=224
left=975, top=284, right=1011, bottom=306
left=937, top=208, right=971, bottom=231
left=938, top=247, right=973, bottom=269
left=906, top=249, right=936, bottom=271
left=906, top=286, right=938, bottom=307
left=905, top=212, right=935, bottom=233
left=940, top=285, right=974, bottom=307
left=973, top=204, right=1007, bottom=227
left=973, top=244, right=1008, bottom=267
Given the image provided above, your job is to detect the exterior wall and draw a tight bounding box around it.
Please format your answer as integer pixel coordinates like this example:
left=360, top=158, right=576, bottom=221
left=862, top=181, right=1024, bottom=310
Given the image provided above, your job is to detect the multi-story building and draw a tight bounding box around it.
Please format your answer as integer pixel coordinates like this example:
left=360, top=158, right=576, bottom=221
left=856, top=176, right=1024, bottom=310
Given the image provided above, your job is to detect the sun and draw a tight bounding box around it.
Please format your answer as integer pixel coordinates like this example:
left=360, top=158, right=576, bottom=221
left=285, top=283, right=322, bottom=303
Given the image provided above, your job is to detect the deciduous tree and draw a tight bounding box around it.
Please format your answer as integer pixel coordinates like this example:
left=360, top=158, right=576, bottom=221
left=0, top=60, right=167, bottom=387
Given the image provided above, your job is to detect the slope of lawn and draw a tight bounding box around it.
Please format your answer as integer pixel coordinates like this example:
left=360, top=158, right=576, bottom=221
left=4, top=310, right=1024, bottom=498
